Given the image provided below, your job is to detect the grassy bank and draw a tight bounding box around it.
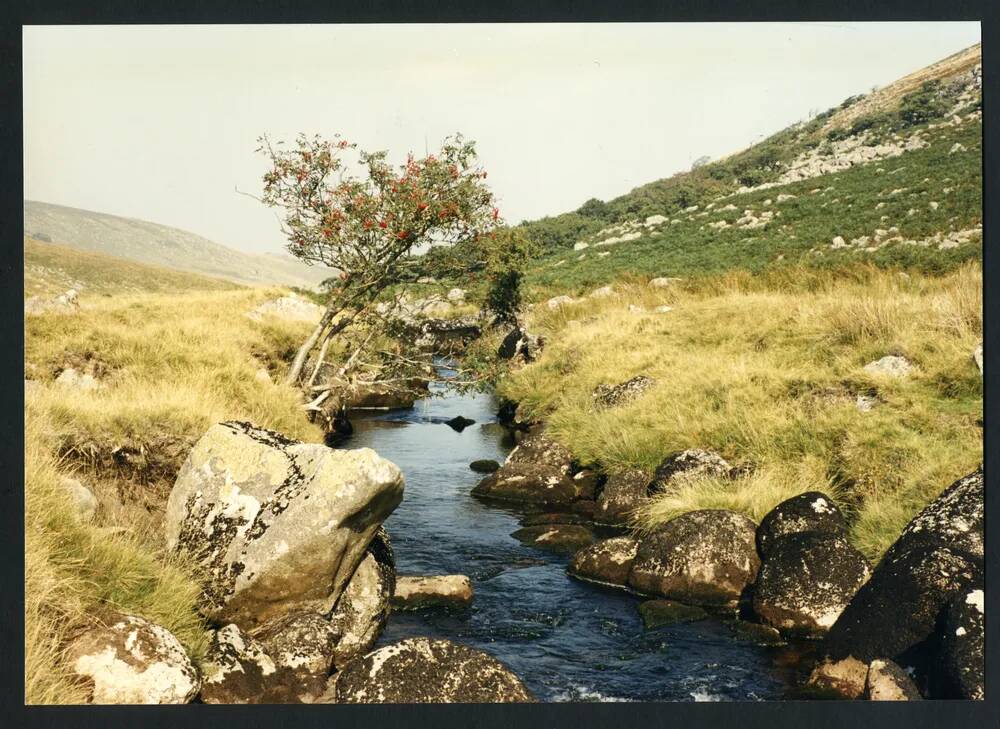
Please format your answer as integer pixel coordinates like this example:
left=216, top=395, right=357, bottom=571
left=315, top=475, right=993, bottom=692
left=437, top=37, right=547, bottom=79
left=24, top=278, right=324, bottom=702
left=500, top=263, right=982, bottom=560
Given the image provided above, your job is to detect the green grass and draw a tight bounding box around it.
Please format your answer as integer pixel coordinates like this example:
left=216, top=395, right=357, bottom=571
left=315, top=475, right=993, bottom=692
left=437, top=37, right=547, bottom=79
left=500, top=263, right=982, bottom=561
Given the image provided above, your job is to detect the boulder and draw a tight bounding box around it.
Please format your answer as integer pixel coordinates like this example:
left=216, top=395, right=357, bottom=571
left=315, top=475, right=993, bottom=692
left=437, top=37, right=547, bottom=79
left=570, top=469, right=603, bottom=500
left=594, top=469, right=651, bottom=525
left=469, top=459, right=500, bottom=474
left=414, top=317, right=481, bottom=353
left=59, top=475, right=98, bottom=523
left=333, top=638, right=534, bottom=703
left=807, top=655, right=869, bottom=699
left=24, top=289, right=80, bottom=316
left=200, top=624, right=278, bottom=704
left=55, top=367, right=101, bottom=391
left=327, top=528, right=395, bottom=667
left=446, top=288, right=466, bottom=302
left=257, top=612, right=338, bottom=701
left=504, top=430, right=574, bottom=474
left=591, top=375, right=657, bottom=409
left=472, top=463, right=581, bottom=506
left=628, top=509, right=760, bottom=606
left=341, top=376, right=429, bottom=410
left=863, top=355, right=914, bottom=378
left=391, top=575, right=474, bottom=610
left=865, top=659, right=922, bottom=701
left=497, top=326, right=542, bottom=362
left=520, top=512, right=592, bottom=527
left=445, top=416, right=475, bottom=432
left=940, top=584, right=984, bottom=700
left=66, top=614, right=199, bottom=704
left=165, top=421, right=404, bottom=629
left=589, top=285, right=615, bottom=298
left=649, top=277, right=682, bottom=288
left=973, top=342, right=983, bottom=374
left=756, top=491, right=848, bottom=559
left=730, top=620, right=786, bottom=647
left=638, top=599, right=708, bottom=629
left=648, top=449, right=732, bottom=494
left=567, top=536, right=638, bottom=586
left=752, top=532, right=872, bottom=636
left=570, top=499, right=597, bottom=518
left=511, top=524, right=595, bottom=554
left=546, top=295, right=578, bottom=310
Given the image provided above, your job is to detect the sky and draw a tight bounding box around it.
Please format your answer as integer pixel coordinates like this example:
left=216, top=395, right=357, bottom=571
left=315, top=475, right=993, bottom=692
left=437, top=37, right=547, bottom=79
left=23, top=22, right=981, bottom=256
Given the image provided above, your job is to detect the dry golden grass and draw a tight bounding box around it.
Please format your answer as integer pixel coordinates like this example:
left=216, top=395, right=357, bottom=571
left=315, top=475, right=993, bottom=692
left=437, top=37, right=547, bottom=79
left=502, top=263, right=982, bottom=560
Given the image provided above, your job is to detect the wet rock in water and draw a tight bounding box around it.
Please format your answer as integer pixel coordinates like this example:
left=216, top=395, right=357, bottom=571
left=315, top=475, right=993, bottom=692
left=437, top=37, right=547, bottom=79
left=863, top=355, right=914, bottom=378
left=594, top=468, right=651, bottom=525
left=940, top=584, right=984, bottom=700
left=469, top=459, right=500, bottom=474
left=392, top=575, right=474, bottom=610
left=164, top=421, right=404, bottom=629
left=472, top=463, right=582, bottom=506
left=628, top=509, right=760, bottom=607
left=752, top=532, right=871, bottom=636
left=520, top=512, right=591, bottom=527
left=59, top=475, right=98, bottom=523
left=730, top=620, right=786, bottom=647
left=865, top=659, right=922, bottom=701
left=812, top=468, right=983, bottom=696
left=200, top=624, right=277, bottom=704
left=327, top=528, right=395, bottom=667
left=568, top=536, right=638, bottom=586
left=511, top=524, right=595, bottom=554
left=445, top=415, right=475, bottom=432
left=755, top=491, right=848, bottom=559
left=333, top=637, right=534, bottom=703
left=257, top=612, right=338, bottom=702
left=504, top=429, right=574, bottom=474
left=66, top=613, right=200, bottom=704
left=648, top=449, right=732, bottom=495
left=591, top=375, right=657, bottom=409
left=639, top=599, right=708, bottom=629
left=340, top=376, right=429, bottom=410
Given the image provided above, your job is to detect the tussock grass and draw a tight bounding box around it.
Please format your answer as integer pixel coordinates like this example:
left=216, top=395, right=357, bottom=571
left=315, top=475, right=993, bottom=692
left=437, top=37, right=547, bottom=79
left=502, top=263, right=982, bottom=560
left=25, top=284, right=326, bottom=703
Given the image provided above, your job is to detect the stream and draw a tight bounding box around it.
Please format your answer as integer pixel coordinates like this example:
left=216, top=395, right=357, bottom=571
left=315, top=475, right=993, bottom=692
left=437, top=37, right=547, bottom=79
left=341, top=363, right=803, bottom=702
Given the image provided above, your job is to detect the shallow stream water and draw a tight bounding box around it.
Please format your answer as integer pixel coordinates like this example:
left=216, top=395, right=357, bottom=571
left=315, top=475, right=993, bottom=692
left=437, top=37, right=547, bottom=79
left=342, top=366, right=802, bottom=702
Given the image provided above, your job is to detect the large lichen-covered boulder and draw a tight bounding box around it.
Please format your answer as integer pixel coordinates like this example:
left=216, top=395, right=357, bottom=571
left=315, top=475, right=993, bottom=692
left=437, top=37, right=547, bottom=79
left=568, top=536, right=638, bottom=587
left=164, top=421, right=404, bottom=629
left=752, top=532, right=871, bottom=636
left=940, top=583, right=984, bottom=700
left=332, top=638, right=534, bottom=703
left=504, top=429, right=574, bottom=474
left=628, top=509, right=760, bottom=606
left=327, top=528, right=395, bottom=667
left=648, top=449, right=732, bottom=494
left=66, top=614, right=200, bottom=704
left=755, top=491, right=848, bottom=559
left=594, top=469, right=651, bottom=525
left=201, top=616, right=337, bottom=704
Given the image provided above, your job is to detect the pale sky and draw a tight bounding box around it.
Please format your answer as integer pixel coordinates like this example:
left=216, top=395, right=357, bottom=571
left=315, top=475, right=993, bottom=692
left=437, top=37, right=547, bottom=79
left=23, top=22, right=981, bottom=256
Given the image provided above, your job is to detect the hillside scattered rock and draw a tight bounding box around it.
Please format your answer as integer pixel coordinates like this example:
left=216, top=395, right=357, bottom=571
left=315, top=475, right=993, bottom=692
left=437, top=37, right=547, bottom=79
left=973, top=342, right=983, bottom=374
left=649, top=277, right=682, bottom=288
left=756, top=491, right=848, bottom=559
left=446, top=288, right=466, bottom=302
left=327, top=528, right=395, bottom=666
left=648, top=449, right=732, bottom=495
left=165, top=421, right=404, bottom=629
left=865, top=659, right=922, bottom=701
left=55, top=367, right=101, bottom=391
left=333, top=638, right=534, bottom=703
left=546, top=295, right=580, bottom=310
left=568, top=536, right=638, bottom=586
left=752, top=532, right=872, bottom=636
left=589, top=285, right=615, bottom=298
left=392, top=575, right=474, bottom=610
left=594, top=469, right=651, bottom=525
left=497, top=326, right=543, bottom=362
left=24, top=288, right=80, bottom=316
left=941, top=584, right=984, bottom=700
left=67, top=614, right=200, bottom=704
left=248, top=294, right=324, bottom=323
left=863, top=355, right=914, bottom=378
left=592, top=375, right=657, bottom=409
left=59, top=475, right=98, bottom=523
left=628, top=509, right=760, bottom=606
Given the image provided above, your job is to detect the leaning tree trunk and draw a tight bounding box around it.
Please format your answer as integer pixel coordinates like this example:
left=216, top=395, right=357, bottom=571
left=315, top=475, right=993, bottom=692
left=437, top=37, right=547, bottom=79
left=285, top=307, right=337, bottom=385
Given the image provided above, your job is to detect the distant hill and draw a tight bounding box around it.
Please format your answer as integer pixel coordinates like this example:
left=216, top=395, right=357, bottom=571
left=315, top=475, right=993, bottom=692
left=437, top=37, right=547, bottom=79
left=504, top=43, right=982, bottom=292
left=24, top=200, right=332, bottom=289
left=24, top=236, right=243, bottom=298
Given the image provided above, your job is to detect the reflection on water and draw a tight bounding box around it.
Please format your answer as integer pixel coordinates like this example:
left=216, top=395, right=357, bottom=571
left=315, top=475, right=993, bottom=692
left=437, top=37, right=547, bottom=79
left=343, top=376, right=798, bottom=702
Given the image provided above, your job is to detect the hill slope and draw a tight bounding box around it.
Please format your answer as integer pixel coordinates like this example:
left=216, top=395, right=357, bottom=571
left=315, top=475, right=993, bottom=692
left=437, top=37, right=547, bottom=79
left=514, top=43, right=982, bottom=294
left=24, top=236, right=242, bottom=298
left=24, top=200, right=332, bottom=289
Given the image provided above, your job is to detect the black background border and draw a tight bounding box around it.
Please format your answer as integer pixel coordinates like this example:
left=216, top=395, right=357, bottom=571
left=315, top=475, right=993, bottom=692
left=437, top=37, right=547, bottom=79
left=1, top=2, right=996, bottom=728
